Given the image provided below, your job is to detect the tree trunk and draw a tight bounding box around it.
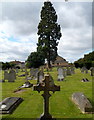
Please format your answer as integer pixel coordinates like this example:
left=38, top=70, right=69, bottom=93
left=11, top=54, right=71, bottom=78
left=47, top=59, right=51, bottom=68
left=47, top=51, right=51, bottom=68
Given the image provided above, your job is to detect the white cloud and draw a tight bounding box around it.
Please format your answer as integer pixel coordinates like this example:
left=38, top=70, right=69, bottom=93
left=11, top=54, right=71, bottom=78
left=0, top=37, right=36, bottom=62
left=0, top=2, right=92, bottom=63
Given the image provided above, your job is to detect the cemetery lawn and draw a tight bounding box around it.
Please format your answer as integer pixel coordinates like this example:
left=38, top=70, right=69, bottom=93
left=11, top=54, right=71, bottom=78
left=0, top=68, right=93, bottom=119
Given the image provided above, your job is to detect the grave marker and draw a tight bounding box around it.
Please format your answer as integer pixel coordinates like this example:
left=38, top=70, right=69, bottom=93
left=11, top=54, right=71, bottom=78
left=90, top=67, right=94, bottom=76
left=0, top=97, right=23, bottom=114
left=34, top=74, right=60, bottom=119
left=66, top=67, right=71, bottom=75
left=8, top=69, right=16, bottom=82
left=33, top=68, right=39, bottom=80
left=37, top=70, right=44, bottom=84
left=72, top=92, right=92, bottom=113
left=57, top=68, right=64, bottom=81
left=4, top=70, right=9, bottom=81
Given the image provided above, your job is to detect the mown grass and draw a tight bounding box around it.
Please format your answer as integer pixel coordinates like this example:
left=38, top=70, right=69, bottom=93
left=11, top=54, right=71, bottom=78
left=0, top=68, right=93, bottom=119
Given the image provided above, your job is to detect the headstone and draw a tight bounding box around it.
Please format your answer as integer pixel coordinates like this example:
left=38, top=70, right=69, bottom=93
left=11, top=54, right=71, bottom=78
left=72, top=92, right=92, bottom=113
left=57, top=68, right=64, bottom=81
left=33, top=74, right=60, bottom=119
left=62, top=67, right=66, bottom=77
left=0, top=97, right=23, bottom=114
left=81, top=67, right=88, bottom=74
left=66, top=67, right=71, bottom=75
left=70, top=66, right=75, bottom=74
left=85, top=68, right=88, bottom=74
left=33, top=68, right=39, bottom=80
left=37, top=70, right=44, bottom=84
left=30, top=68, right=35, bottom=78
left=16, top=68, right=19, bottom=73
left=8, top=69, right=16, bottom=82
left=90, top=67, right=94, bottom=76
left=49, top=74, right=55, bottom=87
left=4, top=70, right=9, bottom=81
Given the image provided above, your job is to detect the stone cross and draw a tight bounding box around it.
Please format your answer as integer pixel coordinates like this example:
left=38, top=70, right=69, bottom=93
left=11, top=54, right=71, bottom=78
left=33, top=74, right=60, bottom=119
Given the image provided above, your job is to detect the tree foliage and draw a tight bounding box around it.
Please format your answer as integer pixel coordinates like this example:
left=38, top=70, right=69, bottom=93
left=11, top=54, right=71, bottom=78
left=26, top=52, right=45, bottom=68
left=37, top=1, right=62, bottom=68
left=1, top=62, right=16, bottom=70
left=74, top=51, right=94, bottom=69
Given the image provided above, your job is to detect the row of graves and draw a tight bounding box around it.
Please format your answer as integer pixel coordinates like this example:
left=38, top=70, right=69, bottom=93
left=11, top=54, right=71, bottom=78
left=0, top=66, right=93, bottom=119
left=0, top=67, right=25, bottom=83
left=80, top=66, right=94, bottom=82
left=0, top=67, right=61, bottom=119
left=81, top=66, right=94, bottom=76
left=1, top=69, right=16, bottom=82
left=57, top=66, right=75, bottom=81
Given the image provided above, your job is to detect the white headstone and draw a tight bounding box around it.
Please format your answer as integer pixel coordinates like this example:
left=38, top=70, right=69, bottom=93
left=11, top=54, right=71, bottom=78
left=57, top=68, right=64, bottom=81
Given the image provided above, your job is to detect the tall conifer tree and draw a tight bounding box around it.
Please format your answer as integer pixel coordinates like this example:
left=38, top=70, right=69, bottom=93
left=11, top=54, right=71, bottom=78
left=37, top=1, right=62, bottom=68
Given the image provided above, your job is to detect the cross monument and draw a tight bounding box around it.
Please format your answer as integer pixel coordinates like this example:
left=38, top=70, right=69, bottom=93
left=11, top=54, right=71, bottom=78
left=33, top=74, right=60, bottom=120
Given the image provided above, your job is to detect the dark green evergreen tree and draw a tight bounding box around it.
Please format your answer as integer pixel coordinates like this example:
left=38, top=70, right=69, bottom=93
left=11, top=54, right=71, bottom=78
left=37, top=1, right=62, bottom=68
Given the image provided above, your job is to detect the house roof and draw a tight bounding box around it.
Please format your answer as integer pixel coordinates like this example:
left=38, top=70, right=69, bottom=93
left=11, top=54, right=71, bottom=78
left=54, top=55, right=68, bottom=63
left=10, top=60, right=24, bottom=64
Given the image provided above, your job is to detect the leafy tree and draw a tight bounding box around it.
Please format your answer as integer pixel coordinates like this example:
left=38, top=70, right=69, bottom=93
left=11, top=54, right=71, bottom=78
left=37, top=1, right=62, bottom=68
left=26, top=52, right=45, bottom=68
left=74, top=51, right=94, bottom=69
left=2, top=62, right=11, bottom=70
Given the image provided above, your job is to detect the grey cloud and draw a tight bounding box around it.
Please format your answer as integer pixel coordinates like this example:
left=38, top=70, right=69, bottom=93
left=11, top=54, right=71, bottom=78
left=2, top=2, right=43, bottom=36
left=54, top=2, right=92, bottom=29
left=0, top=2, right=92, bottom=62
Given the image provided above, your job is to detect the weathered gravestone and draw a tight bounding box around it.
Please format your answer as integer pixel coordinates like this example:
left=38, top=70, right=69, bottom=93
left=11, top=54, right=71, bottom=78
left=62, top=67, right=66, bottom=77
left=70, top=66, right=75, bottom=74
left=66, top=67, right=71, bottom=75
left=33, top=74, right=60, bottom=119
left=85, top=68, right=88, bottom=74
left=16, top=68, right=19, bottom=73
left=72, top=92, right=92, bottom=113
left=8, top=69, right=16, bottom=82
left=33, top=68, right=39, bottom=80
left=30, top=68, right=34, bottom=78
left=37, top=70, right=44, bottom=84
left=81, top=67, right=88, bottom=74
left=4, top=70, right=9, bottom=81
left=30, top=68, right=39, bottom=80
left=0, top=97, right=23, bottom=114
left=90, top=67, right=94, bottom=76
left=57, top=68, right=64, bottom=81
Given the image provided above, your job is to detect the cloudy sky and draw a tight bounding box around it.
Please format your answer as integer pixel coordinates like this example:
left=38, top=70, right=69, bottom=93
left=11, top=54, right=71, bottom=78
left=0, top=0, right=93, bottom=63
